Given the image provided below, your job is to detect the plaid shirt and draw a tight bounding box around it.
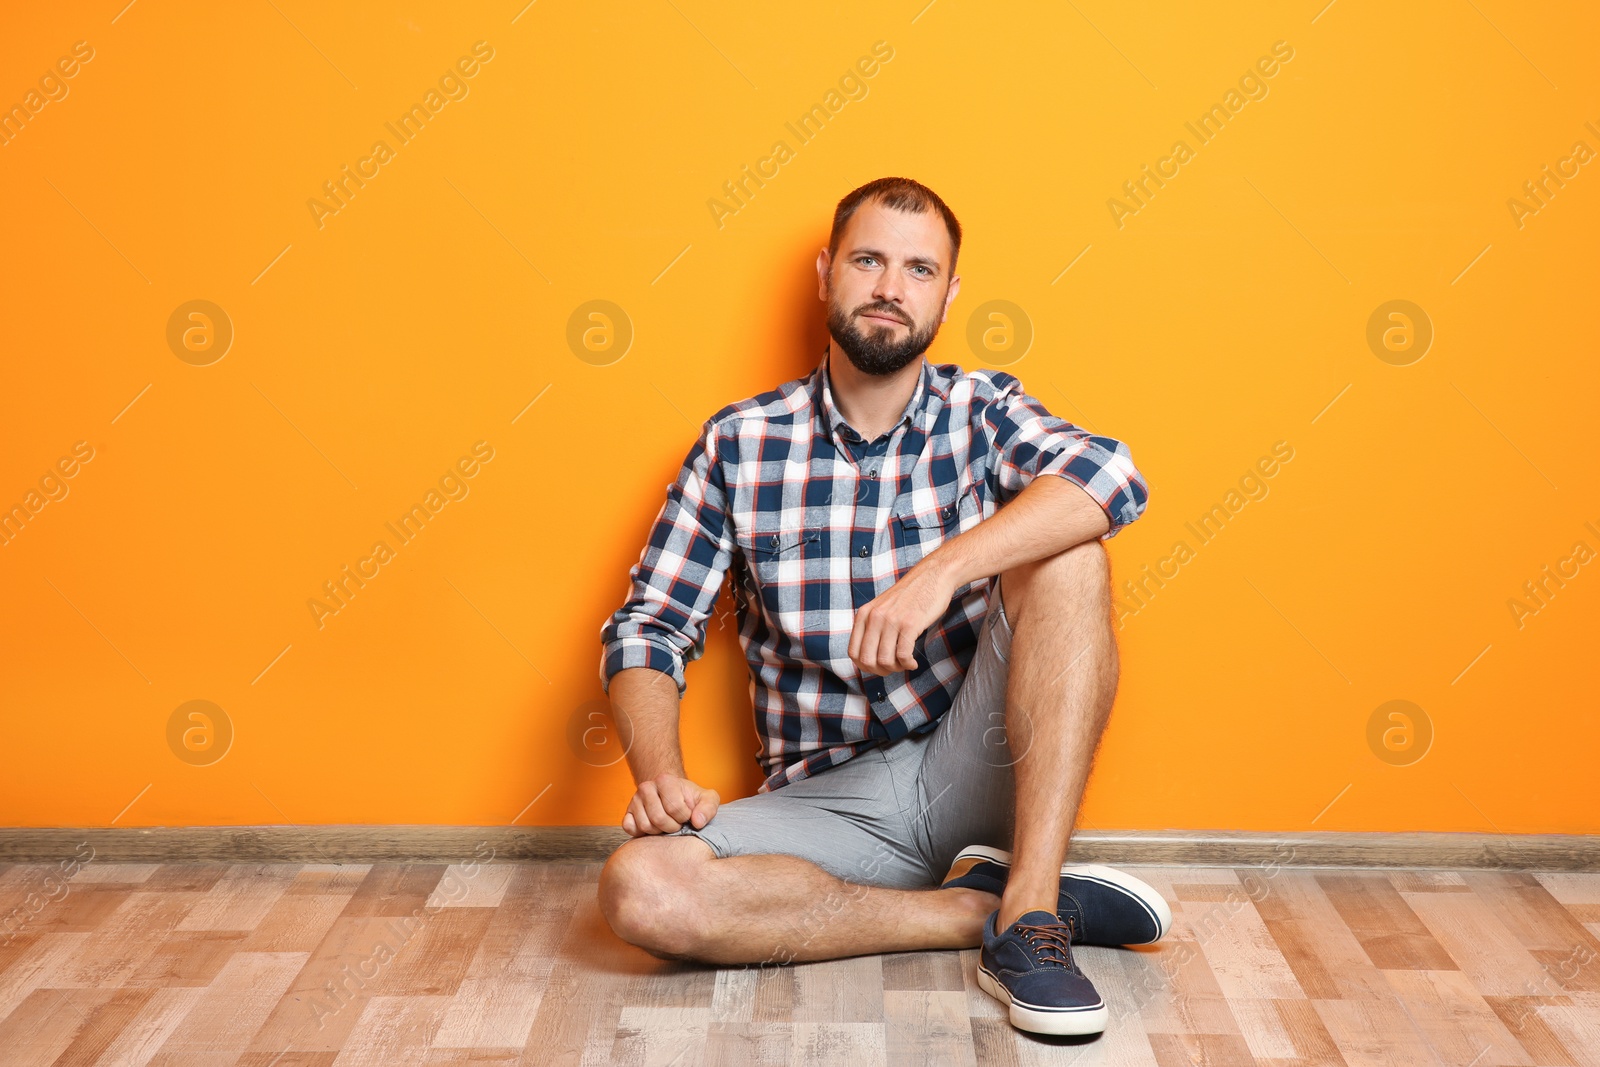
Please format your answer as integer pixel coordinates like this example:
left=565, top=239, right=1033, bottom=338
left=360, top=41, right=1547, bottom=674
left=599, top=347, right=1149, bottom=793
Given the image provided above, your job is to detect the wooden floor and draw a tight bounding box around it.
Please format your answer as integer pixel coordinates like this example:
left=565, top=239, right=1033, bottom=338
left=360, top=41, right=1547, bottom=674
left=1, top=861, right=1598, bottom=1066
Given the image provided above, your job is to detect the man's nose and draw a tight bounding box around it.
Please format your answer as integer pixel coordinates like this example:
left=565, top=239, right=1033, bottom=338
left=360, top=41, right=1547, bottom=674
left=871, top=274, right=905, bottom=307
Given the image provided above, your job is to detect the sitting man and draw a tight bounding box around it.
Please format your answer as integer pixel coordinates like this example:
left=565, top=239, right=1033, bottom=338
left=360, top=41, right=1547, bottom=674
left=596, top=176, right=1168, bottom=1036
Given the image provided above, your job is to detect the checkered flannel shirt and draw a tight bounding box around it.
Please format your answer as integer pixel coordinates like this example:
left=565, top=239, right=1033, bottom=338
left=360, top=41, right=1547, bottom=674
left=599, top=348, right=1149, bottom=793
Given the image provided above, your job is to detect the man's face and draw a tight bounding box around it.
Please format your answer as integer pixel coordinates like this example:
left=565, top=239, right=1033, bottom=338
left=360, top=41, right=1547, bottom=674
left=819, top=202, right=960, bottom=376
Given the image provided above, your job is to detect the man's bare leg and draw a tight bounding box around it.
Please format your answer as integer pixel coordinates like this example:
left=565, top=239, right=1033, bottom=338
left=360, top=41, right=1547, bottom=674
left=598, top=539, right=1116, bottom=963
left=992, top=539, right=1118, bottom=930
left=599, top=835, right=999, bottom=964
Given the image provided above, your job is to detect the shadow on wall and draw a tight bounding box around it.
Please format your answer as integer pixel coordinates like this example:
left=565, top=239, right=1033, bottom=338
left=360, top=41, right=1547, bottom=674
left=562, top=241, right=837, bottom=812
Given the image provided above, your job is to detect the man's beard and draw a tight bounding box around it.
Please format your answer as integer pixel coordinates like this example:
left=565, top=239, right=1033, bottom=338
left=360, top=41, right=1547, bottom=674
left=826, top=291, right=941, bottom=376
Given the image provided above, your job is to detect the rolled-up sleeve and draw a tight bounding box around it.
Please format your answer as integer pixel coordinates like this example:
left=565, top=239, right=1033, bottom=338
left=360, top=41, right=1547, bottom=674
left=980, top=372, right=1150, bottom=540
left=598, top=417, right=737, bottom=695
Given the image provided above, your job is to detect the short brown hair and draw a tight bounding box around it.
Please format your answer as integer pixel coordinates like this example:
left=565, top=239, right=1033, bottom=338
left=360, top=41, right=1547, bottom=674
left=829, top=177, right=962, bottom=275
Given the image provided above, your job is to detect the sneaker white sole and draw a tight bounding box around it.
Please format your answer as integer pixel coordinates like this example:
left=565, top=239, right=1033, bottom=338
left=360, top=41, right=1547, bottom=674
left=977, top=964, right=1109, bottom=1036
left=952, top=846, right=1173, bottom=945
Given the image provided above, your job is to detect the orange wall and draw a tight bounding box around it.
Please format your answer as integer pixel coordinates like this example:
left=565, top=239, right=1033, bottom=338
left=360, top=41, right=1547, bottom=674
left=2, top=2, right=1596, bottom=834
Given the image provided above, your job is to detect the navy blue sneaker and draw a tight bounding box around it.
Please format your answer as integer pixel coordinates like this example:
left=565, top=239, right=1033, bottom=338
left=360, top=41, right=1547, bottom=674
left=943, top=845, right=1171, bottom=947
left=978, top=909, right=1108, bottom=1035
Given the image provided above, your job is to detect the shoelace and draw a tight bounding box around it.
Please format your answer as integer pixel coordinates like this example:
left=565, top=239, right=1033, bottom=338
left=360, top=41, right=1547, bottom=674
left=1014, top=917, right=1078, bottom=970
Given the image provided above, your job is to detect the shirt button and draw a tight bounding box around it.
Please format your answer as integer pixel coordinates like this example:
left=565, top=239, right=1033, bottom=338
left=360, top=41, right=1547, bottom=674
left=859, top=545, right=868, bottom=557
left=769, top=535, right=779, bottom=546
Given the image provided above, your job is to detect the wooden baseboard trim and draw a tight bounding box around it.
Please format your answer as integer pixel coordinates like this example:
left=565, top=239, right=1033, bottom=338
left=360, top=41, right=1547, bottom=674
left=1, top=826, right=1596, bottom=870
left=1063, top=830, right=1599, bottom=871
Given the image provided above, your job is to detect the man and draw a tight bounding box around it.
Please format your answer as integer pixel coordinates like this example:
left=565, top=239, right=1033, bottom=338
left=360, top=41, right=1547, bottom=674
left=595, top=177, right=1166, bottom=1037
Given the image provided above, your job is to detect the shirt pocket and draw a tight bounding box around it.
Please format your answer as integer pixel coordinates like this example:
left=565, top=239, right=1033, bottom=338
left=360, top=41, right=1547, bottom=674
left=893, top=480, right=980, bottom=544
left=743, top=526, right=823, bottom=587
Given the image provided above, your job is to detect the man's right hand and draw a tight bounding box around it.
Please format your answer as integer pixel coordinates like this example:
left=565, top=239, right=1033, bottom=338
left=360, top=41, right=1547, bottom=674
left=621, top=773, right=721, bottom=837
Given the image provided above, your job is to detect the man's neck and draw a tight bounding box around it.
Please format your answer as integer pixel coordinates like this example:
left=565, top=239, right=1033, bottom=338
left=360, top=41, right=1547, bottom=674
left=827, top=344, right=923, bottom=442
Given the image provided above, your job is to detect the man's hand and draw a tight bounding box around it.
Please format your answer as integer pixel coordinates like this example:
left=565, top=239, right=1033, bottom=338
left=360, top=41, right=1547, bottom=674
left=621, top=773, right=721, bottom=837
left=848, top=562, right=958, bottom=676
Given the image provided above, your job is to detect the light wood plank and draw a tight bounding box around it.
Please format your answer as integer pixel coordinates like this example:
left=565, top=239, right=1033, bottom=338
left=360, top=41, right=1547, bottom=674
left=1063, top=949, right=1160, bottom=1067
left=238, top=882, right=363, bottom=954
left=28, top=986, right=155, bottom=1066
left=1269, top=996, right=1349, bottom=1066
left=329, top=994, right=452, bottom=1066
left=1382, top=968, right=1534, bottom=1066
left=144, top=950, right=307, bottom=1066
left=611, top=1005, right=712, bottom=1066
left=882, top=949, right=964, bottom=992
left=1461, top=873, right=1600, bottom=993
left=1405, top=891, right=1558, bottom=997
left=1482, top=994, right=1578, bottom=1065
left=1387, top=870, right=1469, bottom=893
left=708, top=966, right=759, bottom=1024
left=73, top=865, right=160, bottom=885
left=425, top=864, right=518, bottom=910
left=142, top=866, right=228, bottom=893
left=884, top=990, right=976, bottom=1067
left=243, top=915, right=422, bottom=1057
left=1533, top=992, right=1600, bottom=1065
left=26, top=886, right=130, bottom=936
left=127, top=930, right=247, bottom=988
left=0, top=933, right=88, bottom=1006
left=517, top=887, right=635, bottom=1067
left=1181, top=889, right=1305, bottom=1000
left=1147, top=1032, right=1255, bottom=1067
left=1534, top=874, right=1600, bottom=906
left=793, top=1022, right=887, bottom=1066
left=340, top=865, right=449, bottom=918
left=701, top=1020, right=793, bottom=1066
left=1256, top=871, right=1394, bottom=1002
left=1128, top=911, right=1247, bottom=1039
left=791, top=954, right=886, bottom=1023
left=1313, top=997, right=1439, bottom=1067
left=0, top=986, right=108, bottom=1066
left=369, top=907, right=496, bottom=996
left=1320, top=873, right=1458, bottom=971
left=286, top=866, right=374, bottom=895
left=1227, top=997, right=1297, bottom=1060
left=55, top=893, right=200, bottom=988
left=85, top=985, right=209, bottom=1067
left=431, top=957, right=553, bottom=1049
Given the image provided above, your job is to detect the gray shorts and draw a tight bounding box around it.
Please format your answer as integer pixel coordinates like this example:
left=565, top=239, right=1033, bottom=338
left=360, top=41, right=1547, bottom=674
left=672, top=576, right=1019, bottom=890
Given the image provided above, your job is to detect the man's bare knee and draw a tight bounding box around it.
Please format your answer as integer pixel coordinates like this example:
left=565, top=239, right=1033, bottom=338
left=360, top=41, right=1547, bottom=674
left=1000, top=539, right=1113, bottom=630
left=598, top=834, right=716, bottom=959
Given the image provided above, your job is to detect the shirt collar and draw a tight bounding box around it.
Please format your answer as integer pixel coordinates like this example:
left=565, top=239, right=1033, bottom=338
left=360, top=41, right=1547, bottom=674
left=814, top=346, right=930, bottom=445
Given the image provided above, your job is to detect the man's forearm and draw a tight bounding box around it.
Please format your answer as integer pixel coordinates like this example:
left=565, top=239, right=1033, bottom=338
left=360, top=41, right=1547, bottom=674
left=921, top=476, right=1112, bottom=591
left=607, top=666, right=688, bottom=783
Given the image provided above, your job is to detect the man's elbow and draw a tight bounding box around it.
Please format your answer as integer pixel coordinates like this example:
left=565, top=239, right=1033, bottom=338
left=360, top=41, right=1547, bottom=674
left=1100, top=480, right=1149, bottom=541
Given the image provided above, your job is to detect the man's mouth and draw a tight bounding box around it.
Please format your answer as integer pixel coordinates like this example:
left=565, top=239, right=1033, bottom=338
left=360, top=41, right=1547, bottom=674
left=860, top=311, right=906, bottom=326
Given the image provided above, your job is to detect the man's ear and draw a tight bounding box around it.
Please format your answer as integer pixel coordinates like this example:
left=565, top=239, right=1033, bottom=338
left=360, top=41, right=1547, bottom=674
left=939, top=275, right=961, bottom=324
left=816, top=249, right=832, bottom=300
